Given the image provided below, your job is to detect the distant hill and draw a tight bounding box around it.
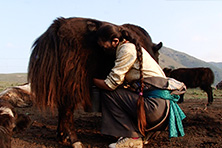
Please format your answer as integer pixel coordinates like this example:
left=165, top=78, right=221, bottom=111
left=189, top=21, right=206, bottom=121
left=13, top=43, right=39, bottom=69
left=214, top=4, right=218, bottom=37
left=209, top=62, right=222, bottom=69
left=0, top=73, right=27, bottom=91
left=0, top=73, right=27, bottom=84
left=159, top=47, right=222, bottom=86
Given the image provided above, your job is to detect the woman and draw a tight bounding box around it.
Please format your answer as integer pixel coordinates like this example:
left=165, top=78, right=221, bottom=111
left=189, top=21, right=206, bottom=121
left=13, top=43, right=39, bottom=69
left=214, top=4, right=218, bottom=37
left=93, top=24, right=186, bottom=148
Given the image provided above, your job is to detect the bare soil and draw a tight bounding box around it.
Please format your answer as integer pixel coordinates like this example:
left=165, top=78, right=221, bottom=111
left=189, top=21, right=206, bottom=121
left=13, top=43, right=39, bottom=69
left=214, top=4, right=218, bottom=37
left=12, top=96, right=222, bottom=148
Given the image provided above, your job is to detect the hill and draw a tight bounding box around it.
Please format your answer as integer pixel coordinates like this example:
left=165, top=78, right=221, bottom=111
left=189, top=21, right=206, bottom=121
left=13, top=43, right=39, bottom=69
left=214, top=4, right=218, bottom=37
left=159, top=47, right=222, bottom=86
left=209, top=62, right=222, bottom=69
left=0, top=73, right=27, bottom=83
left=0, top=73, right=27, bottom=91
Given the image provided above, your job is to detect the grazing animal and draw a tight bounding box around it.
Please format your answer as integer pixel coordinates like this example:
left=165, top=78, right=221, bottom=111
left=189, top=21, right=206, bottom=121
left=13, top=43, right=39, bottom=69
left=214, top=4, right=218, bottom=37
left=0, top=100, right=32, bottom=148
left=163, top=67, right=214, bottom=105
left=216, top=80, right=222, bottom=89
left=0, top=83, right=32, bottom=108
left=28, top=17, right=161, bottom=146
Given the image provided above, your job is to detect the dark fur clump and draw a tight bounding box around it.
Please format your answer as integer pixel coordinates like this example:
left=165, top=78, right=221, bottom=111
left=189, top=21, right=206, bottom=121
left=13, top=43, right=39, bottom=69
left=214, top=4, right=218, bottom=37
left=0, top=83, right=32, bottom=108
left=163, top=67, right=214, bottom=104
left=0, top=99, right=32, bottom=148
left=0, top=100, right=15, bottom=148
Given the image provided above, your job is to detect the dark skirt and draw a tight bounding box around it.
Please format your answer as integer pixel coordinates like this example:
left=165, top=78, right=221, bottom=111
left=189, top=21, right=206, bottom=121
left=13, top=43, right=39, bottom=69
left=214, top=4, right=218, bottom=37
left=100, top=88, right=169, bottom=138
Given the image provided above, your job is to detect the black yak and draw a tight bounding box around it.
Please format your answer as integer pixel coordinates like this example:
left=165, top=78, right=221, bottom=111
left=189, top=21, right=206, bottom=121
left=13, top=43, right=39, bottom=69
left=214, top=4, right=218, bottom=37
left=28, top=17, right=162, bottom=146
left=163, top=67, right=214, bottom=105
left=216, top=80, right=222, bottom=89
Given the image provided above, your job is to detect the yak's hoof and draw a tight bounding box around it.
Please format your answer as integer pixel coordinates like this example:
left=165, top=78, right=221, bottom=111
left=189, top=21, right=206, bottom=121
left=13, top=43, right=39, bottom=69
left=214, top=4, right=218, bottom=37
left=57, top=132, right=77, bottom=146
left=72, top=141, right=83, bottom=148
left=207, top=102, right=212, bottom=106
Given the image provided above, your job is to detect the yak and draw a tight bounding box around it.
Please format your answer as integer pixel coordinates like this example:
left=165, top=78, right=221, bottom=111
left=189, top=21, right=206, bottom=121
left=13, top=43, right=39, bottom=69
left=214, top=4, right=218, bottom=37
left=28, top=17, right=162, bottom=146
left=216, top=80, right=222, bottom=89
left=0, top=85, right=32, bottom=148
left=0, top=100, right=32, bottom=148
left=163, top=67, right=214, bottom=105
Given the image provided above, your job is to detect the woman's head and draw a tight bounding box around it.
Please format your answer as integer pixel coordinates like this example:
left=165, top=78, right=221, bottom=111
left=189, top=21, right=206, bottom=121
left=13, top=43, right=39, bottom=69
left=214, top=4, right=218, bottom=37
left=96, top=25, right=123, bottom=54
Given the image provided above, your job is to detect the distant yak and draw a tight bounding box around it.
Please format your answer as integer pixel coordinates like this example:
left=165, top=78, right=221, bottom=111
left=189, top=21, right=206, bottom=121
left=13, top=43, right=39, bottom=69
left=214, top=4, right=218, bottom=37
left=216, top=80, right=222, bottom=89
left=163, top=67, right=214, bottom=105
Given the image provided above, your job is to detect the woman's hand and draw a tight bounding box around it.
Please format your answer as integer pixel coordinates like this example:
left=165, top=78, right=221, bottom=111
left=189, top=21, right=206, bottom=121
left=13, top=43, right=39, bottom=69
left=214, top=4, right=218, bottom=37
left=93, top=78, right=113, bottom=91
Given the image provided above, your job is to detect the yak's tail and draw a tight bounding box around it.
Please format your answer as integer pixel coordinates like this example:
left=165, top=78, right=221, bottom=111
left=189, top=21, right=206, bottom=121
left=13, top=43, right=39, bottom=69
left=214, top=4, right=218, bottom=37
left=28, top=18, right=64, bottom=109
left=28, top=17, right=92, bottom=111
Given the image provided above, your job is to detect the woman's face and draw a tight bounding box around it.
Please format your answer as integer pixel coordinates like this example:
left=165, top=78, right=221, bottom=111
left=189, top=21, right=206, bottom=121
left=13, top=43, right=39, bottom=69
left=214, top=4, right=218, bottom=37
left=98, top=39, right=112, bottom=49
left=98, top=39, right=117, bottom=56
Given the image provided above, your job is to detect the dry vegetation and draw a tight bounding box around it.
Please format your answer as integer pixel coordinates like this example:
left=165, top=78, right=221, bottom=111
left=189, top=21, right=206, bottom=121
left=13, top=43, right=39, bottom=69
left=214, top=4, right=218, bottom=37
left=0, top=73, right=27, bottom=91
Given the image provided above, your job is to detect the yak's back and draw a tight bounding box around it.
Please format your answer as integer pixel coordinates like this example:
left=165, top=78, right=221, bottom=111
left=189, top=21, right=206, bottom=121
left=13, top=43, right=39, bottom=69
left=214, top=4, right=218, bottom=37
left=166, top=67, right=214, bottom=88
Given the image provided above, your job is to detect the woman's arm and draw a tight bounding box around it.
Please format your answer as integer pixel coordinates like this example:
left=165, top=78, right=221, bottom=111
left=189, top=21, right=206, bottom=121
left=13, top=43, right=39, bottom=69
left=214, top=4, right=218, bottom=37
left=93, top=78, right=113, bottom=91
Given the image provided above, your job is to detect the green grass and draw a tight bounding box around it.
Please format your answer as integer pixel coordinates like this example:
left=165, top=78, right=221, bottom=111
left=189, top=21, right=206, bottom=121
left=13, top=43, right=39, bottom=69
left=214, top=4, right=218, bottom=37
left=0, top=73, right=27, bottom=91
left=184, top=88, right=222, bottom=99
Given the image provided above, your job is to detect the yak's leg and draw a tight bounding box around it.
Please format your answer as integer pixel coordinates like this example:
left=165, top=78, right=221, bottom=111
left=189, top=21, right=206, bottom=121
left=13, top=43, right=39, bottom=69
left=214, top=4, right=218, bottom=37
left=57, top=105, right=77, bottom=145
left=201, top=85, right=213, bottom=106
left=206, top=87, right=213, bottom=105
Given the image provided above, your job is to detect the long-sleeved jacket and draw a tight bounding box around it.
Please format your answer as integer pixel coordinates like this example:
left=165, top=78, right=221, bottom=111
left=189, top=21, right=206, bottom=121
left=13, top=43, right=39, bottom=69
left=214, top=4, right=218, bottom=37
left=104, top=41, right=166, bottom=90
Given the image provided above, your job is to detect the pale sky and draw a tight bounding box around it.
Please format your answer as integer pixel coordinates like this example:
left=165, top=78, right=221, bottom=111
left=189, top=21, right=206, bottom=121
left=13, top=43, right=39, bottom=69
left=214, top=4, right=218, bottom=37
left=0, top=0, right=221, bottom=73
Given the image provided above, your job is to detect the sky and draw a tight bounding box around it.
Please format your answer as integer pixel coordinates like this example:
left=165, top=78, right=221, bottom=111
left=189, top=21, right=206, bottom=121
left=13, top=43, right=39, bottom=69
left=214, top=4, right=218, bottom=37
left=0, top=0, right=221, bottom=73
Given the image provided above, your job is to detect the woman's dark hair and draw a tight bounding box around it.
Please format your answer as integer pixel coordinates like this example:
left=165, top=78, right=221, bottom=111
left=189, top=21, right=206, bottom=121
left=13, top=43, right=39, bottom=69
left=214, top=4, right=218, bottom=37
left=96, top=24, right=123, bottom=44
left=96, top=25, right=147, bottom=136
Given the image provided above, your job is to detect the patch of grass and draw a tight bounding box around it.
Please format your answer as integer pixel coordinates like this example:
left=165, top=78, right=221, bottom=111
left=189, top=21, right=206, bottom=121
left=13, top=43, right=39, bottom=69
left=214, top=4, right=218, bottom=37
left=184, top=88, right=222, bottom=100
left=0, top=73, right=27, bottom=91
left=0, top=81, right=23, bottom=92
left=213, top=89, right=222, bottom=97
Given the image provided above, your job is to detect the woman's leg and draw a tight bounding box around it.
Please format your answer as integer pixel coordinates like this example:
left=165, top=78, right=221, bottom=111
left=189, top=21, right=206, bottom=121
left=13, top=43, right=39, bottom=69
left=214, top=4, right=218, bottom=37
left=100, top=88, right=169, bottom=137
left=100, top=88, right=141, bottom=138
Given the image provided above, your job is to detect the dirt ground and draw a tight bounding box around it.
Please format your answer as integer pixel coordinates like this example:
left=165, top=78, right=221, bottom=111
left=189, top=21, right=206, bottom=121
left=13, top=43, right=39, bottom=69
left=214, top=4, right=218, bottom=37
left=12, top=95, right=222, bottom=148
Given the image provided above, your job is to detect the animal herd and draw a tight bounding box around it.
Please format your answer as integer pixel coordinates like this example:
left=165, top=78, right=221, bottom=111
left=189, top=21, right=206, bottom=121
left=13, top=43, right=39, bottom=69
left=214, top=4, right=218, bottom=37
left=0, top=17, right=219, bottom=148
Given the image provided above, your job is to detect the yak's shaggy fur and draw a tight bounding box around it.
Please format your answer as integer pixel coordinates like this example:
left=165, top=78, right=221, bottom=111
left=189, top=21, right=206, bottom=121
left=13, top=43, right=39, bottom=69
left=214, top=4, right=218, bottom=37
left=0, top=100, right=32, bottom=148
left=0, top=84, right=32, bottom=148
left=0, top=83, right=32, bottom=108
left=0, top=100, right=15, bottom=148
left=28, top=17, right=161, bottom=145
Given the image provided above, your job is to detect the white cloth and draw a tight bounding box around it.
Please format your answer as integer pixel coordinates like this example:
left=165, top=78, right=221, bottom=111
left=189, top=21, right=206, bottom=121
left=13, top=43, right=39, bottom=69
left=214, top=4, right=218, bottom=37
left=105, top=42, right=166, bottom=90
